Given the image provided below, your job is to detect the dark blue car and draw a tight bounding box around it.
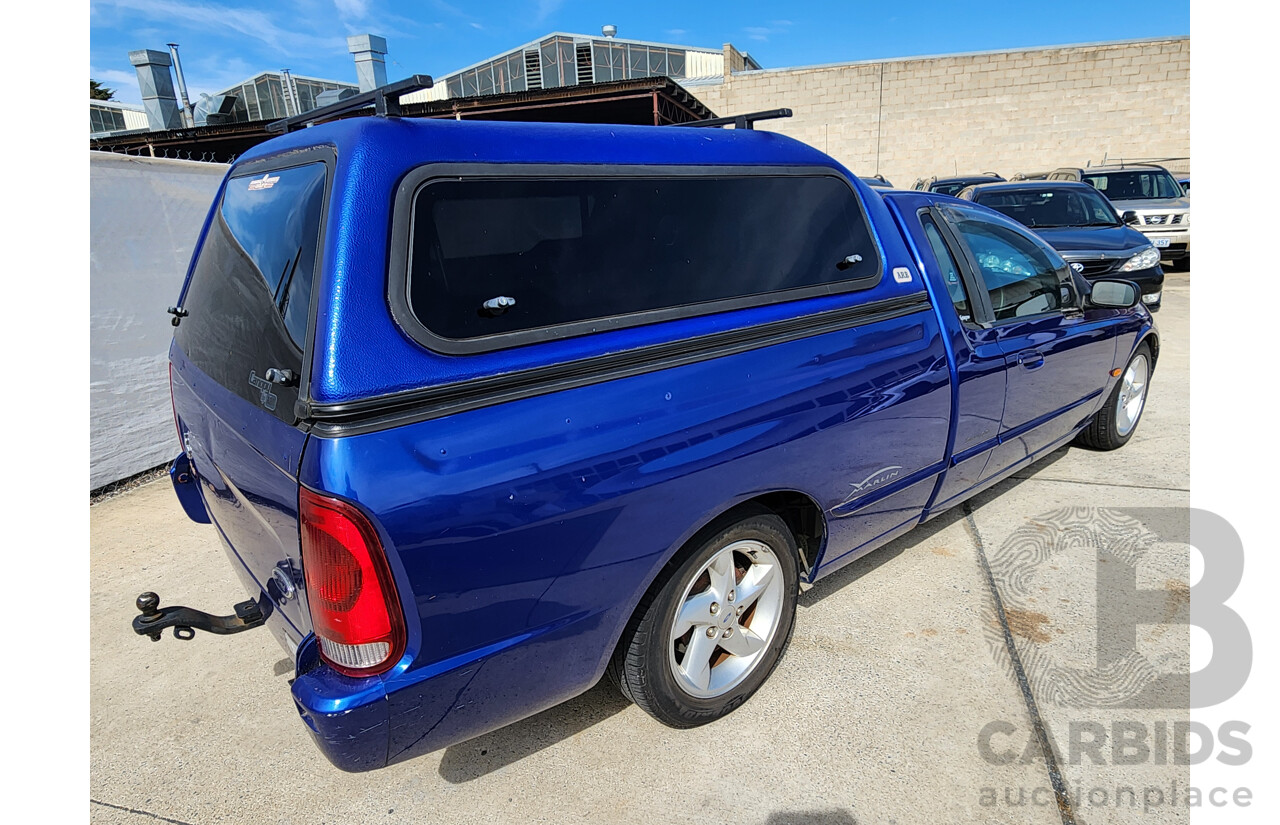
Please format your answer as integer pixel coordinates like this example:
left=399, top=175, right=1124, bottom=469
left=137, top=106, right=1157, bottom=771
left=956, top=181, right=1165, bottom=310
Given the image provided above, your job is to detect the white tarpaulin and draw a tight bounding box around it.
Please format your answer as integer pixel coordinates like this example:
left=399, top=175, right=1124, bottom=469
left=90, top=151, right=226, bottom=490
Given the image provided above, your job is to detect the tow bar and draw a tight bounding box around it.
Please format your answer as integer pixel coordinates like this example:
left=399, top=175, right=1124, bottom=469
left=131, top=592, right=266, bottom=641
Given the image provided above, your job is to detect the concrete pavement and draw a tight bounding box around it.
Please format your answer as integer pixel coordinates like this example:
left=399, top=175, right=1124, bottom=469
left=90, top=275, right=1190, bottom=825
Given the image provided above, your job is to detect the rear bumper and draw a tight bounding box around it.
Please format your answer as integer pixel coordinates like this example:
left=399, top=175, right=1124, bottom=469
left=290, top=606, right=618, bottom=771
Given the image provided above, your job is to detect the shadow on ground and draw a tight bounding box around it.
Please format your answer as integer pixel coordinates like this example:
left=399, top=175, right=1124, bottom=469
left=763, top=809, right=858, bottom=825
left=437, top=677, right=631, bottom=783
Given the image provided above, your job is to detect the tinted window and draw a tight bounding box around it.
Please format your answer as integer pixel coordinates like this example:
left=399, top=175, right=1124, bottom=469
left=175, top=162, right=327, bottom=422
left=1082, top=170, right=1182, bottom=200
left=407, top=175, right=878, bottom=341
left=920, top=215, right=973, bottom=324
left=944, top=208, right=1067, bottom=322
left=974, top=188, right=1119, bottom=228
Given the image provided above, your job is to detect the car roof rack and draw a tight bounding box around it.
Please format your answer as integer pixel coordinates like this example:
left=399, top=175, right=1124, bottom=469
left=1088, top=155, right=1188, bottom=170
left=678, top=108, right=793, bottom=129
left=267, top=74, right=434, bottom=134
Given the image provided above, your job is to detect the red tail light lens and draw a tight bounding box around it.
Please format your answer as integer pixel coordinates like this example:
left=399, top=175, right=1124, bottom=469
left=299, top=488, right=406, bottom=677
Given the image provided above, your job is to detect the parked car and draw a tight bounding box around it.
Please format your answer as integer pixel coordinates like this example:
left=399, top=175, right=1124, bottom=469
left=860, top=174, right=894, bottom=188
left=137, top=109, right=1158, bottom=772
left=1047, top=164, right=1190, bottom=267
left=956, top=181, right=1164, bottom=310
left=1178, top=176, right=1190, bottom=195
left=912, top=173, right=1005, bottom=196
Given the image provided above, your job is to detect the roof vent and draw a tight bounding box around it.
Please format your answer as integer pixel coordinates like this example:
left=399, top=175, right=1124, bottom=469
left=602, top=25, right=617, bottom=38
left=193, top=93, right=237, bottom=126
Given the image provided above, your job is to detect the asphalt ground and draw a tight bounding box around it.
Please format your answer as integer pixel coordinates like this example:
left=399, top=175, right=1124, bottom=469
left=90, top=273, right=1190, bottom=825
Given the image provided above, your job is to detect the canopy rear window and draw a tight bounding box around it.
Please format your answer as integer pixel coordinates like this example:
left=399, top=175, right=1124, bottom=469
left=174, top=161, right=327, bottom=422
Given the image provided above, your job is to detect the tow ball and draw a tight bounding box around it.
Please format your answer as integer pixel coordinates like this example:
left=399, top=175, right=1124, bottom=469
left=131, top=591, right=267, bottom=641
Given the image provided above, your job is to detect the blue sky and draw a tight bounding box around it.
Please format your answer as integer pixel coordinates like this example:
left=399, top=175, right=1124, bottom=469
left=89, top=1, right=1190, bottom=106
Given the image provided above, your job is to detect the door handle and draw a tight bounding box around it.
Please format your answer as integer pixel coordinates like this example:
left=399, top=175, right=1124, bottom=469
left=1016, top=350, right=1045, bottom=370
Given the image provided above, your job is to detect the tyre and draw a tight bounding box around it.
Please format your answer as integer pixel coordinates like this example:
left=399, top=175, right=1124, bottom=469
left=609, top=510, right=799, bottom=728
left=1076, top=342, right=1152, bottom=450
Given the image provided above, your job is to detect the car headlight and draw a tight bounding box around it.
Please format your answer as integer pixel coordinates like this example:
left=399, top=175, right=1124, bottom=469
left=1119, top=246, right=1161, bottom=272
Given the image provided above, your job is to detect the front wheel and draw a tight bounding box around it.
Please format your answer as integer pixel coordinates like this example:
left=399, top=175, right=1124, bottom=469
left=1076, top=342, right=1152, bottom=450
left=609, top=511, right=799, bottom=728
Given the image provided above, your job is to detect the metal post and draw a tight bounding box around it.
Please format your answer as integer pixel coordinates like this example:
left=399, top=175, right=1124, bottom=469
left=167, top=44, right=195, bottom=128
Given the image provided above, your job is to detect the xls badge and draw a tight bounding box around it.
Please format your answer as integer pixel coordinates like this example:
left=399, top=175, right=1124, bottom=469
left=248, top=371, right=278, bottom=411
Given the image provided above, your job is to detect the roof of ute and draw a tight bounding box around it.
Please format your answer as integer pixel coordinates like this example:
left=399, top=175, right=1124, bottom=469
left=232, top=115, right=846, bottom=174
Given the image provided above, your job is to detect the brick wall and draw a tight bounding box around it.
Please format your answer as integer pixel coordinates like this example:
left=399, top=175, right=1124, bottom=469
left=685, top=37, right=1189, bottom=186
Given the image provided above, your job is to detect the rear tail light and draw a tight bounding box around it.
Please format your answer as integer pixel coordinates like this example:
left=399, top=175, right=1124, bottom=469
left=299, top=488, right=406, bottom=677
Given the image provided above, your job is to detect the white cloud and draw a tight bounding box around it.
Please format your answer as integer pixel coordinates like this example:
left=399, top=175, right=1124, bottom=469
left=93, top=68, right=139, bottom=86
left=333, top=0, right=369, bottom=18
left=744, top=22, right=794, bottom=43
left=90, top=67, right=143, bottom=104
left=98, top=0, right=346, bottom=56
left=535, top=0, right=562, bottom=24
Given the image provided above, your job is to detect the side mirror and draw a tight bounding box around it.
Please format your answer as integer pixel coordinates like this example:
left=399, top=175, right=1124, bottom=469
left=1121, top=210, right=1140, bottom=225
left=1087, top=279, right=1140, bottom=309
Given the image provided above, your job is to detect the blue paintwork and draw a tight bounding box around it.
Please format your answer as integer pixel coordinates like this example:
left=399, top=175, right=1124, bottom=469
left=170, top=341, right=312, bottom=654
left=230, top=117, right=923, bottom=406
left=168, top=453, right=209, bottom=524
left=165, top=117, right=1159, bottom=772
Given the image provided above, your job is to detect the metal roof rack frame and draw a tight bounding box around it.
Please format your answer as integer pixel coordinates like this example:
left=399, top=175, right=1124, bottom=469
left=267, top=74, right=434, bottom=134
left=677, top=108, right=793, bottom=129
left=1087, top=155, right=1189, bottom=170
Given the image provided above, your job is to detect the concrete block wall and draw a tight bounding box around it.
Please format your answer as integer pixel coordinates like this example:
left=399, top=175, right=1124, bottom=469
left=686, top=37, right=1189, bottom=185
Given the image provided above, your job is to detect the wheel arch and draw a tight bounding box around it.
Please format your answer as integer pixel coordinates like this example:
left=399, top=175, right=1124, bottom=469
left=679, top=491, right=827, bottom=588
left=601, top=489, right=827, bottom=678
left=1139, top=329, right=1160, bottom=370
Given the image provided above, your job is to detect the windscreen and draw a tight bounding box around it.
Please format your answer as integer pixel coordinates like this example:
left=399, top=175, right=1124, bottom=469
left=1082, top=170, right=1182, bottom=200
left=975, top=188, right=1120, bottom=228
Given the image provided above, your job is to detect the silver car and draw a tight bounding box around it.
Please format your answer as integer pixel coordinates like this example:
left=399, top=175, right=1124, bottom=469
left=1048, top=164, right=1190, bottom=268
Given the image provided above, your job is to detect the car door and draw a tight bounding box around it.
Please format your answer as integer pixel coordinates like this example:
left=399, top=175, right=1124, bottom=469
left=905, top=209, right=1009, bottom=511
left=936, top=204, right=1118, bottom=477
